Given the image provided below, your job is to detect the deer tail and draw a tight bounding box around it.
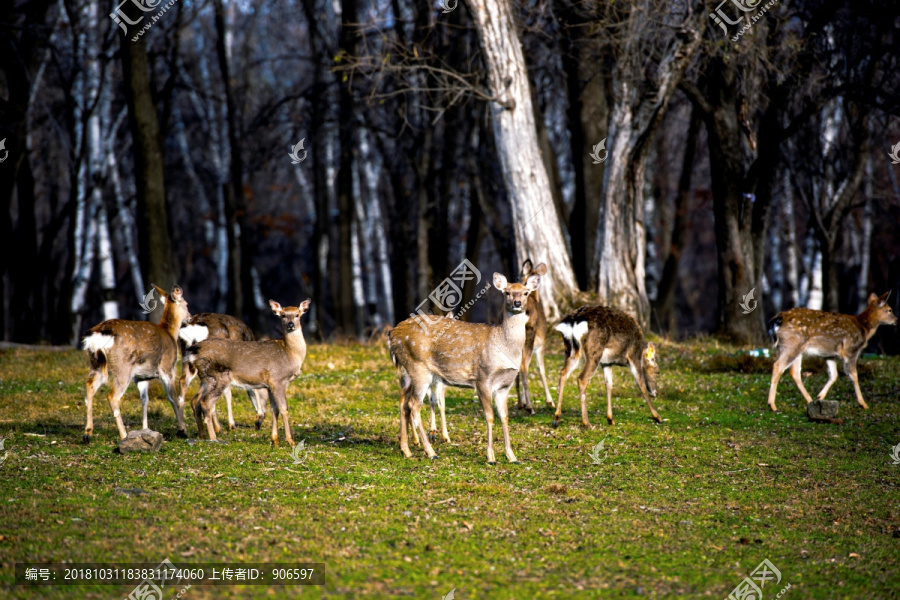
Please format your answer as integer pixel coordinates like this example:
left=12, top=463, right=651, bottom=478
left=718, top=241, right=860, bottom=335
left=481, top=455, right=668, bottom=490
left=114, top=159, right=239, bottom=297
left=767, top=314, right=783, bottom=347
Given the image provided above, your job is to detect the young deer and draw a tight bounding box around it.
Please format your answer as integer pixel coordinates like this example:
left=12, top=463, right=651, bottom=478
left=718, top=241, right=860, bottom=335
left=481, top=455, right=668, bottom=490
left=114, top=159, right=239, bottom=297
left=767, top=292, right=897, bottom=411
left=554, top=305, right=661, bottom=427
left=82, top=284, right=190, bottom=442
left=389, top=272, right=541, bottom=463
left=185, top=299, right=310, bottom=445
left=514, top=260, right=554, bottom=414
left=178, top=313, right=268, bottom=432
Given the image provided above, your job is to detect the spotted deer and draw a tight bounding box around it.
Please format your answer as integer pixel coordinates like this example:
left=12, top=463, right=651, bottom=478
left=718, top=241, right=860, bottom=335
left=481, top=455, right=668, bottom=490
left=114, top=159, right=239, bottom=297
left=514, top=260, right=554, bottom=414
left=185, top=299, right=310, bottom=445
left=81, top=284, right=190, bottom=442
left=554, top=305, right=661, bottom=427
left=767, top=292, right=897, bottom=411
left=388, top=272, right=541, bottom=463
left=178, top=313, right=268, bottom=432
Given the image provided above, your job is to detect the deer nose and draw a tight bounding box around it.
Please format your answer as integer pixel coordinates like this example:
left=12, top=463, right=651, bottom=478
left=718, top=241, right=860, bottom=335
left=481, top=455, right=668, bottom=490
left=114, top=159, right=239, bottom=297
left=286, top=322, right=296, bottom=331
left=514, top=300, right=522, bottom=308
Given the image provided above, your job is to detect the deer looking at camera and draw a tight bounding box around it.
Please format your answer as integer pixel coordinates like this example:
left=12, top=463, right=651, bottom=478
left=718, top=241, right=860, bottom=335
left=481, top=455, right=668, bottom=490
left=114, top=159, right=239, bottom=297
left=389, top=272, right=541, bottom=463
left=185, top=299, right=310, bottom=445
left=767, top=292, right=897, bottom=412
left=178, top=313, right=268, bottom=432
left=554, top=305, right=661, bottom=427
left=82, top=284, right=190, bottom=442
left=514, top=259, right=554, bottom=414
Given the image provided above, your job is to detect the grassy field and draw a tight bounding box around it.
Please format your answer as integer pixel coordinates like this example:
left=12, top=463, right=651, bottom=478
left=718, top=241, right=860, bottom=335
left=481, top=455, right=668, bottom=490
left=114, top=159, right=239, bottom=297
left=0, top=335, right=898, bottom=599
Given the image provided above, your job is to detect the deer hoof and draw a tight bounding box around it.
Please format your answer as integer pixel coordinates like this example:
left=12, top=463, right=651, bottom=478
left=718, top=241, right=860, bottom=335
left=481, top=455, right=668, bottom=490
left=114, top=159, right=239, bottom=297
left=82, top=434, right=92, bottom=444
left=255, top=417, right=263, bottom=430
left=228, top=423, right=236, bottom=431
left=176, top=429, right=188, bottom=439
left=768, top=404, right=778, bottom=412
left=551, top=418, right=560, bottom=429
left=428, top=431, right=436, bottom=443
left=487, top=461, right=497, bottom=466
left=430, top=455, right=439, bottom=460
left=653, top=415, right=662, bottom=423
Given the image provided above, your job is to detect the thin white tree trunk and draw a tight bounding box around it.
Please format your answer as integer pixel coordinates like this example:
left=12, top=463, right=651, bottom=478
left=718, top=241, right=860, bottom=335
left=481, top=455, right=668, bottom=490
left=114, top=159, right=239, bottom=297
left=857, top=154, right=873, bottom=311
left=468, top=0, right=578, bottom=320
left=782, top=169, right=800, bottom=308
left=108, top=150, right=144, bottom=303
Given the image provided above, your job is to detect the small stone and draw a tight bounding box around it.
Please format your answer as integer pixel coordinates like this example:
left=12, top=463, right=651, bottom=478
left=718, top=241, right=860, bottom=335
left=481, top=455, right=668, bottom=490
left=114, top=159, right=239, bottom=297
left=116, top=429, right=163, bottom=453
left=807, top=400, right=839, bottom=421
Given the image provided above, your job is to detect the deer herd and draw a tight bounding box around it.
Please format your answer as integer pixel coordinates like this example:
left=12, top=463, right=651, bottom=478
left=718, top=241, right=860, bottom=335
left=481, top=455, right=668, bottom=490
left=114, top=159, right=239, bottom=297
left=80, top=262, right=897, bottom=463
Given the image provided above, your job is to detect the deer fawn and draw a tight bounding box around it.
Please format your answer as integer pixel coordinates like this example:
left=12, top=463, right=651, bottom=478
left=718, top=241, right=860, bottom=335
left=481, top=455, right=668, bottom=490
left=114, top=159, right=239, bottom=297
left=178, top=313, right=268, bottom=432
left=554, top=305, right=661, bottom=427
left=185, top=299, right=310, bottom=445
left=389, top=272, right=541, bottom=463
left=514, top=260, right=554, bottom=414
left=766, top=292, right=897, bottom=411
left=82, top=284, right=190, bottom=442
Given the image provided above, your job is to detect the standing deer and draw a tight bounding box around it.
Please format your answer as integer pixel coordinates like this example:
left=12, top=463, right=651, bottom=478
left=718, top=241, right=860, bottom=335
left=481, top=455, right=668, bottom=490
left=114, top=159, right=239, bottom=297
left=185, top=299, right=310, bottom=445
left=514, top=260, right=554, bottom=414
left=767, top=292, right=897, bottom=412
left=81, top=284, right=190, bottom=442
left=178, top=313, right=268, bottom=432
left=389, top=272, right=541, bottom=463
left=554, top=305, right=661, bottom=427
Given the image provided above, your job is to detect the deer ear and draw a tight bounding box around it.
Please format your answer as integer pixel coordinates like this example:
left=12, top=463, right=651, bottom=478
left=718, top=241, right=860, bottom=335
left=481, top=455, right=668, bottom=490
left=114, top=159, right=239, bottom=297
left=269, top=300, right=283, bottom=316
left=171, top=285, right=184, bottom=302
left=299, top=299, right=312, bottom=313
left=525, top=274, right=541, bottom=292
left=493, top=273, right=508, bottom=291
left=534, top=263, right=548, bottom=276
left=645, top=342, right=656, bottom=364
left=879, top=291, right=891, bottom=305
left=868, top=293, right=880, bottom=305
left=521, top=259, right=533, bottom=278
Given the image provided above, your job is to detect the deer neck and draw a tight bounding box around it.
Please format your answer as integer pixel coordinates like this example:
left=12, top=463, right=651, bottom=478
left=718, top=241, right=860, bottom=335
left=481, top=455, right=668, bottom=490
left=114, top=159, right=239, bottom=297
left=498, top=310, right=529, bottom=349
left=280, top=328, right=307, bottom=360
left=855, top=306, right=881, bottom=341
left=158, top=310, right=186, bottom=339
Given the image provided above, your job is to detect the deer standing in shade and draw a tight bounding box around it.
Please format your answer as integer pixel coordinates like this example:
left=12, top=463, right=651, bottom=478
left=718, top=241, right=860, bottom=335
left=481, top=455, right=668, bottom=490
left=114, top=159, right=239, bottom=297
left=514, top=259, right=554, bottom=414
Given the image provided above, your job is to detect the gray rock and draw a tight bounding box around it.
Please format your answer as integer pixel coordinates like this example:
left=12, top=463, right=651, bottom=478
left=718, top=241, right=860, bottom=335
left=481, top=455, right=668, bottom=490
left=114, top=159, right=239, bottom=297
left=807, top=400, right=839, bottom=421
left=116, top=429, right=163, bottom=453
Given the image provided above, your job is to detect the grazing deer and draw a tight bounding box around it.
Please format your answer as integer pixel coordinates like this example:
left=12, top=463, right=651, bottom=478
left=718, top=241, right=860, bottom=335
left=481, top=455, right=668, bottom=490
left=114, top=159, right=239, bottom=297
left=514, top=259, right=554, bottom=414
left=766, top=292, right=897, bottom=412
left=554, top=305, right=661, bottom=427
left=178, top=313, right=268, bottom=432
left=185, top=299, right=311, bottom=445
left=389, top=272, right=541, bottom=463
left=82, top=284, right=190, bottom=442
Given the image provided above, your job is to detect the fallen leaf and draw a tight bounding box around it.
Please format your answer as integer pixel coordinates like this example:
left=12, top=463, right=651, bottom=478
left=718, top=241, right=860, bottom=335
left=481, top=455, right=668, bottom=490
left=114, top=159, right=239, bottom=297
left=213, top=473, right=224, bottom=479
left=849, top=552, right=860, bottom=558
left=462, top=521, right=473, bottom=531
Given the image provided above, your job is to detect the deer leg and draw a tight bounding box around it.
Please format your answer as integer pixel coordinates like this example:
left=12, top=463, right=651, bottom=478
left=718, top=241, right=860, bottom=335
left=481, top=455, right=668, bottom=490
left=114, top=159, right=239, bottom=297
left=268, top=390, right=282, bottom=445
left=602, top=366, right=615, bottom=425
left=426, top=386, right=437, bottom=443
left=476, top=382, right=496, bottom=464
left=83, top=369, right=105, bottom=443
left=136, top=380, right=150, bottom=430
left=629, top=359, right=662, bottom=423
left=554, top=350, right=582, bottom=427
left=210, top=401, right=222, bottom=435
left=106, top=371, right=131, bottom=441
left=223, top=386, right=236, bottom=430
left=399, top=385, right=413, bottom=459
left=788, top=355, right=814, bottom=404
left=767, top=350, right=799, bottom=411
left=407, top=381, right=436, bottom=459
left=177, top=361, right=194, bottom=419
left=160, top=369, right=187, bottom=438
left=577, top=354, right=600, bottom=428
left=270, top=384, right=294, bottom=447
left=494, top=387, right=517, bottom=463
left=817, top=359, right=839, bottom=400
left=517, top=343, right=535, bottom=414
left=534, top=344, right=555, bottom=409
left=845, top=358, right=869, bottom=409
left=249, top=388, right=267, bottom=429
left=434, top=380, right=450, bottom=444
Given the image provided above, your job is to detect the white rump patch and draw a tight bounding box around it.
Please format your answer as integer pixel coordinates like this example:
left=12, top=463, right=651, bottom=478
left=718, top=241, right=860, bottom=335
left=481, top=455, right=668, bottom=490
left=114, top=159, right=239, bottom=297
left=83, top=333, right=114, bottom=354
left=179, top=324, right=209, bottom=345
left=555, top=322, right=573, bottom=339
left=573, top=321, right=589, bottom=344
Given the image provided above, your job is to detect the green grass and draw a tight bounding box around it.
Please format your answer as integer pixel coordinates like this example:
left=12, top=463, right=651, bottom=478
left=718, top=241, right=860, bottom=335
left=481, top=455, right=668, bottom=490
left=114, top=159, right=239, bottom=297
left=0, top=337, right=898, bottom=598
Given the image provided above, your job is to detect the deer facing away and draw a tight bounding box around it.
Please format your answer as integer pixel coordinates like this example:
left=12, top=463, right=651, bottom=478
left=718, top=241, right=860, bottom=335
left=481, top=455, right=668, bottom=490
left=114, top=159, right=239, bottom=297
left=388, top=272, right=541, bottom=463
left=185, top=299, right=310, bottom=445
left=554, top=305, right=661, bottom=427
left=178, top=313, right=268, bottom=432
left=514, top=260, right=554, bottom=414
left=766, top=292, right=896, bottom=411
left=82, top=284, right=190, bottom=442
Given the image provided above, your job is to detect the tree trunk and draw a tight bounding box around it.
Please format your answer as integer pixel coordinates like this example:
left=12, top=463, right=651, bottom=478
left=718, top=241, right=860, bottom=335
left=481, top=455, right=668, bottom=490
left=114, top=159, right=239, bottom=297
left=467, top=0, right=578, bottom=321
left=120, top=26, right=177, bottom=293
